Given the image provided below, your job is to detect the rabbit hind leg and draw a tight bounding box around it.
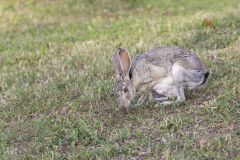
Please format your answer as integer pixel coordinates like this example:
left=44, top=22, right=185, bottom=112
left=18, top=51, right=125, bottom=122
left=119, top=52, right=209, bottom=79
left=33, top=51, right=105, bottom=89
left=152, top=84, right=178, bottom=105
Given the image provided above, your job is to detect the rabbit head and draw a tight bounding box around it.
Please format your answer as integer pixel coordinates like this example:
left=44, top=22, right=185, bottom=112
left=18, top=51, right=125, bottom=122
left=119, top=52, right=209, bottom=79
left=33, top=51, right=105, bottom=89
left=113, top=48, right=135, bottom=108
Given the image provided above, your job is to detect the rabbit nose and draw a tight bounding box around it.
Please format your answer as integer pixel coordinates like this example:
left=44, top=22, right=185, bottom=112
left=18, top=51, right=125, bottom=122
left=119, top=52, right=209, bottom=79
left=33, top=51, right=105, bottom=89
left=118, top=98, right=130, bottom=108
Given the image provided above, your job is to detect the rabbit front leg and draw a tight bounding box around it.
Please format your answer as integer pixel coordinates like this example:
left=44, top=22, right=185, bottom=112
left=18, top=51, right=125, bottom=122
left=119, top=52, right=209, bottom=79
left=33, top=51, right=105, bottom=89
left=135, top=82, right=156, bottom=106
left=136, top=93, right=148, bottom=106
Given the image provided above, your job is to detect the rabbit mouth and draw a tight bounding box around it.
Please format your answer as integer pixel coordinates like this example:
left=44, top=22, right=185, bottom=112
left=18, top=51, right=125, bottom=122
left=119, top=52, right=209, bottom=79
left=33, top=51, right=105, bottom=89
left=118, top=98, right=131, bottom=108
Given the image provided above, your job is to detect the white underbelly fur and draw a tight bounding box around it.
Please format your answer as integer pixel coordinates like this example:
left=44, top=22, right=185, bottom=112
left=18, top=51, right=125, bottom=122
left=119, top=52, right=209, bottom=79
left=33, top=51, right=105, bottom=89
left=153, top=75, right=178, bottom=98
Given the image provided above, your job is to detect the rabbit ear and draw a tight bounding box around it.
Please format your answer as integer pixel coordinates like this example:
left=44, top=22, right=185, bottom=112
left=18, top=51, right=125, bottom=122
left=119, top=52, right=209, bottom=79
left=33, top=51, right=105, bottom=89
left=113, top=48, right=131, bottom=77
left=113, top=49, right=122, bottom=76
left=119, top=48, right=131, bottom=74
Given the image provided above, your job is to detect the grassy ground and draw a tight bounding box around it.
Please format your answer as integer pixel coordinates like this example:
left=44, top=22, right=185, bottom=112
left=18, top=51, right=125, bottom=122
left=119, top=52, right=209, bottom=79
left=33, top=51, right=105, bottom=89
left=0, top=0, right=240, bottom=159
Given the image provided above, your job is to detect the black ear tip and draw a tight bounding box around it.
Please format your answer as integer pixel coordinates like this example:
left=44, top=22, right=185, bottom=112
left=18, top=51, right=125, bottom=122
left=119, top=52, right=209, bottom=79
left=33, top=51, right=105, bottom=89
left=118, top=48, right=128, bottom=53
left=116, top=48, right=123, bottom=55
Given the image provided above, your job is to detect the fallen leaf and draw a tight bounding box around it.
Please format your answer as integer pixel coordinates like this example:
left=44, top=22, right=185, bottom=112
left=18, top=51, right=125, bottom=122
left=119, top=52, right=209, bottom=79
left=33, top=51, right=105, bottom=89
left=202, top=17, right=216, bottom=29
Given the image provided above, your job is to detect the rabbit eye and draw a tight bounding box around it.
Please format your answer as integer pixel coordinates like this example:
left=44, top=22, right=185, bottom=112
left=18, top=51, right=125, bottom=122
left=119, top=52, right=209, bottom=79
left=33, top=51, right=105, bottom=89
left=123, top=87, right=128, bottom=93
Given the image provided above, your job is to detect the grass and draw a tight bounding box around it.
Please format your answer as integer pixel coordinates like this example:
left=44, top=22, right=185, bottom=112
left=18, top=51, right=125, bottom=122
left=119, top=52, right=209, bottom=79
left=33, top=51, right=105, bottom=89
left=0, top=0, right=240, bottom=159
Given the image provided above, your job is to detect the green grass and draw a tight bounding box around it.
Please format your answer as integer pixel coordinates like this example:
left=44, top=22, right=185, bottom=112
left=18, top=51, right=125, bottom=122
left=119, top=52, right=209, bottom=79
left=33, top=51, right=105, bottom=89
left=0, top=0, right=240, bottom=159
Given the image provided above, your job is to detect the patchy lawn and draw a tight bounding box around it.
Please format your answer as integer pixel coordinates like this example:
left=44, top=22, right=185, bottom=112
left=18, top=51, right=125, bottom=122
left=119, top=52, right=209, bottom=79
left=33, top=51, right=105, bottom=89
left=0, top=0, right=239, bottom=159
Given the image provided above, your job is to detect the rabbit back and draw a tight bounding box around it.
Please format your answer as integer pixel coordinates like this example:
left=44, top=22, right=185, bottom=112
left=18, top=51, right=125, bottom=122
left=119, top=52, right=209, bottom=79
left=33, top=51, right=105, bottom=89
left=130, top=46, right=205, bottom=92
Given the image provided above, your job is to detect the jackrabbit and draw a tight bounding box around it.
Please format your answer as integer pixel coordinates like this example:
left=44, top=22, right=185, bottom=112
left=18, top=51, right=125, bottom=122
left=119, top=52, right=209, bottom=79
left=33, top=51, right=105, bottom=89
left=113, top=46, right=211, bottom=108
